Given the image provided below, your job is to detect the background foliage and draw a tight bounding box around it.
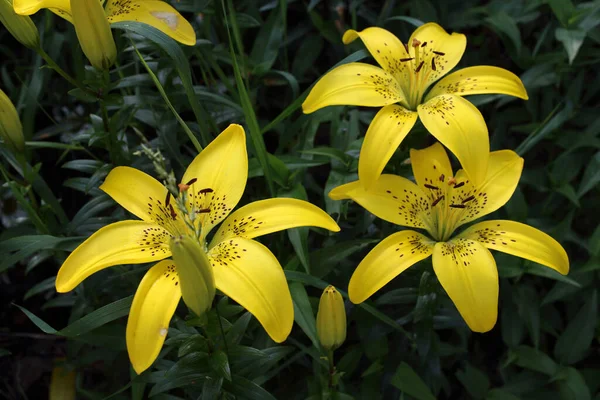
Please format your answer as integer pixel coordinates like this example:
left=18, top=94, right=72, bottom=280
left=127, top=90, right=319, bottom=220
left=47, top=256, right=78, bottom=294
left=1, top=0, right=599, bottom=398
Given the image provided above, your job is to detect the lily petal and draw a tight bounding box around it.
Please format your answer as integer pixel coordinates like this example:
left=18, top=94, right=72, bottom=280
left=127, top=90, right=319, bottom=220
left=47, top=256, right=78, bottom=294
left=100, top=166, right=169, bottom=223
left=358, top=104, right=418, bottom=188
left=182, top=124, right=248, bottom=240
left=105, top=0, right=196, bottom=46
left=329, top=175, right=430, bottom=230
left=458, top=220, right=569, bottom=275
left=426, top=66, right=529, bottom=102
left=302, top=63, right=403, bottom=114
left=409, top=142, right=453, bottom=201
left=209, top=198, right=340, bottom=248
left=433, top=239, right=498, bottom=332
left=349, top=230, right=433, bottom=303
left=127, top=260, right=181, bottom=374
left=408, top=22, right=466, bottom=90
left=452, top=150, right=524, bottom=227
left=209, top=237, right=293, bottom=343
left=13, top=0, right=72, bottom=21
left=56, top=221, right=171, bottom=292
left=417, top=94, right=489, bottom=186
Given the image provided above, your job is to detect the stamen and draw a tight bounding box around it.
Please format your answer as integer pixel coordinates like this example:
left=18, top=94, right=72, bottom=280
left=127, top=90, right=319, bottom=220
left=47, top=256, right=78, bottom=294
left=186, top=178, right=198, bottom=186
left=424, top=184, right=439, bottom=190
left=421, top=41, right=427, bottom=47
left=403, top=43, right=409, bottom=53
left=178, top=183, right=190, bottom=192
left=431, top=195, right=444, bottom=207
left=165, top=191, right=171, bottom=206
left=433, top=51, right=445, bottom=56
left=415, top=61, right=424, bottom=73
left=461, top=195, right=475, bottom=204
left=449, top=204, right=466, bottom=209
left=199, top=188, right=214, bottom=194
left=453, top=182, right=465, bottom=189
left=400, top=57, right=414, bottom=62
left=197, top=208, right=210, bottom=213
left=447, top=177, right=457, bottom=185
left=440, top=174, right=445, bottom=183
left=168, top=203, right=177, bottom=219
left=431, top=57, right=436, bottom=71
left=412, top=38, right=421, bottom=47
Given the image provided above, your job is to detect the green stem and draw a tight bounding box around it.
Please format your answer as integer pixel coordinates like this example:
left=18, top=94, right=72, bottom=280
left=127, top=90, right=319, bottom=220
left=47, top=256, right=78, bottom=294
left=36, top=48, right=92, bottom=95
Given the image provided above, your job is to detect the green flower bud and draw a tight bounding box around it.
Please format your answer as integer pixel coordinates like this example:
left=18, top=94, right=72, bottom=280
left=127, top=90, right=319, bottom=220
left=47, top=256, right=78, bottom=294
left=316, top=285, right=346, bottom=350
left=0, top=0, right=39, bottom=49
left=70, top=0, right=116, bottom=70
left=0, top=88, right=24, bottom=153
left=170, top=235, right=216, bottom=317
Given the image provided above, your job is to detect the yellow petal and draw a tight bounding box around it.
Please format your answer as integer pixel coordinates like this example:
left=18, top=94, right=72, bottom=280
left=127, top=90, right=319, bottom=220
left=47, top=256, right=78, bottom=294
left=71, top=0, right=116, bottom=70
left=458, top=220, right=569, bottom=275
left=433, top=239, right=498, bottom=332
left=426, top=66, right=529, bottom=102
left=13, top=0, right=71, bottom=21
left=452, top=150, right=524, bottom=227
left=418, top=94, right=489, bottom=186
left=358, top=104, right=418, bottom=188
left=408, top=22, right=466, bottom=90
left=0, top=0, right=40, bottom=50
left=302, top=63, right=403, bottom=114
left=209, top=237, right=293, bottom=343
left=329, top=175, right=430, bottom=230
left=100, top=166, right=169, bottom=223
left=127, top=260, right=181, bottom=374
left=182, top=124, right=248, bottom=240
left=56, top=221, right=171, bottom=292
left=409, top=141, right=453, bottom=199
left=105, top=0, right=196, bottom=46
left=209, top=198, right=340, bottom=248
left=349, top=230, right=433, bottom=303
left=49, top=365, right=76, bottom=400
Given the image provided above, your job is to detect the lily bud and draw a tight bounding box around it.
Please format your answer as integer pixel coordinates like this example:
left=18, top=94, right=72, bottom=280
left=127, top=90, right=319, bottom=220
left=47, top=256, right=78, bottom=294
left=0, top=0, right=39, bottom=49
left=316, top=285, right=347, bottom=350
left=49, top=364, right=76, bottom=400
left=70, top=0, right=116, bottom=70
left=169, top=235, right=216, bottom=317
left=0, top=88, right=25, bottom=153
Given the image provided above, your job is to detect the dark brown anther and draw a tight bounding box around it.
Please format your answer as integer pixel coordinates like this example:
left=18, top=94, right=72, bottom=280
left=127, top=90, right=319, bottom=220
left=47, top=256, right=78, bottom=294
left=198, top=208, right=211, bottom=213
left=199, top=188, right=214, bottom=194
left=433, top=51, right=445, bottom=56
left=431, top=57, right=436, bottom=71
left=450, top=204, right=466, bottom=209
left=165, top=191, right=172, bottom=206
left=415, top=61, right=424, bottom=73
left=440, top=174, right=445, bottom=183
left=403, top=43, right=409, bottom=53
left=168, top=204, right=177, bottom=219
left=400, top=57, right=414, bottom=62
left=453, top=182, right=465, bottom=189
left=186, top=178, right=198, bottom=186
left=461, top=195, right=475, bottom=204
left=424, top=184, right=439, bottom=190
left=431, top=195, right=444, bottom=207
left=421, top=41, right=428, bottom=47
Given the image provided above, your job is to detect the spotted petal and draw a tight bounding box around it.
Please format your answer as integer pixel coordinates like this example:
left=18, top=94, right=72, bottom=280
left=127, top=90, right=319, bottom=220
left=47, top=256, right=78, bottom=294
left=329, top=175, right=430, bottom=230
left=348, top=230, right=433, bottom=303
left=458, top=220, right=569, bottom=275
left=105, top=0, right=196, bottom=46
left=302, top=63, right=404, bottom=114
left=56, top=221, right=172, bottom=292
left=418, top=94, right=489, bottom=186
left=127, top=260, right=181, bottom=374
left=182, top=124, right=248, bottom=240
left=408, top=22, right=466, bottom=91
left=13, top=0, right=73, bottom=21
left=209, top=237, right=293, bottom=343
left=426, top=66, right=529, bottom=102
left=209, top=198, right=340, bottom=248
left=358, top=105, right=418, bottom=188
left=409, top=142, right=454, bottom=201
left=433, top=239, right=498, bottom=332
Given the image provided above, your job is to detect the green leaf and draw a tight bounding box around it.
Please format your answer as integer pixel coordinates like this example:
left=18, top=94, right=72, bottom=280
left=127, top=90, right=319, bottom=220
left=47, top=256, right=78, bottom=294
left=289, top=282, right=319, bottom=348
left=224, top=375, right=277, bottom=400
left=0, top=349, right=11, bottom=358
left=485, top=12, right=522, bottom=55
left=209, top=350, right=232, bottom=381
left=554, top=290, right=597, bottom=364
left=456, top=363, right=491, bottom=400
left=250, top=5, right=285, bottom=74
left=555, top=28, right=587, bottom=64
left=577, top=152, right=600, bottom=197
left=557, top=367, right=591, bottom=400
left=486, top=389, right=521, bottom=400
left=390, top=362, right=436, bottom=400
left=385, top=16, right=425, bottom=27
left=512, top=345, right=559, bottom=376
left=0, top=235, right=79, bottom=273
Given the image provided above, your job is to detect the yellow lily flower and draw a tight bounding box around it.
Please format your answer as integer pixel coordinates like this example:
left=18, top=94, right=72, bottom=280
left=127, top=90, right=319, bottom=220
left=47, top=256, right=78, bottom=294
left=330, top=142, right=568, bottom=332
left=71, top=0, right=116, bottom=70
left=55, top=124, right=340, bottom=374
left=13, top=0, right=196, bottom=46
left=303, top=23, right=528, bottom=188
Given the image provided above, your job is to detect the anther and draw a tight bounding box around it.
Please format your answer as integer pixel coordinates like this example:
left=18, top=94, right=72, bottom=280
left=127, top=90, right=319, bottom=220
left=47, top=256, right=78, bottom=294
left=198, top=208, right=211, bottom=213
left=440, top=174, right=445, bottom=183
left=461, top=195, right=475, bottom=204
left=421, top=41, right=427, bottom=47
left=433, top=51, right=445, bottom=56
left=415, top=61, right=424, bottom=73
left=447, top=177, right=457, bottom=185
left=431, top=57, right=436, bottom=71
left=165, top=191, right=171, bottom=206
left=431, top=195, right=444, bottom=207
left=400, top=57, right=414, bottom=62
left=186, top=178, right=198, bottom=186
left=450, top=204, right=466, bottom=209
left=199, top=188, right=214, bottom=194
left=453, top=182, right=465, bottom=189
left=168, top=204, right=177, bottom=219
left=403, top=43, right=409, bottom=53
left=424, top=184, right=439, bottom=190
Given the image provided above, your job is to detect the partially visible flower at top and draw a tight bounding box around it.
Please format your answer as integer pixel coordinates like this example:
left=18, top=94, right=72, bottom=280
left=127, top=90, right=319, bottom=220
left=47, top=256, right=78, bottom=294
left=0, top=0, right=39, bottom=49
left=0, top=88, right=25, bottom=153
left=330, top=142, right=568, bottom=332
left=13, top=0, right=196, bottom=46
left=316, top=285, right=346, bottom=351
left=70, top=0, right=116, bottom=70
left=55, top=124, right=340, bottom=374
left=303, top=23, right=528, bottom=189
